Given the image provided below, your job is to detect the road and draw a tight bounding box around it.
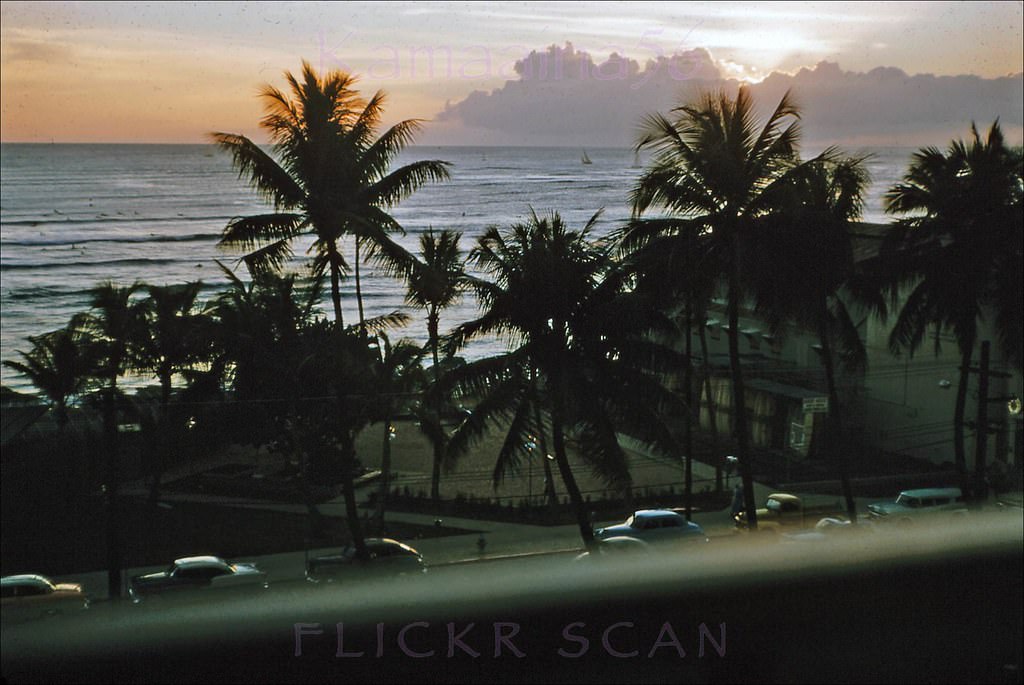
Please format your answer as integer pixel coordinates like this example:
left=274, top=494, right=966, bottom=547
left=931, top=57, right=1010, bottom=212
left=4, top=510, right=1021, bottom=684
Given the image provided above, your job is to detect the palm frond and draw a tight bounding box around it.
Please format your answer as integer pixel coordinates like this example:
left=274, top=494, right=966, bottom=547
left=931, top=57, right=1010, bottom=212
left=209, top=133, right=305, bottom=209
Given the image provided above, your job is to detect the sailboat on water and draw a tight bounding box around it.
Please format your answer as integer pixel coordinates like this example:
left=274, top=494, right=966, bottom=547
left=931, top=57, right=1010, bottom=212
left=581, top=150, right=592, bottom=165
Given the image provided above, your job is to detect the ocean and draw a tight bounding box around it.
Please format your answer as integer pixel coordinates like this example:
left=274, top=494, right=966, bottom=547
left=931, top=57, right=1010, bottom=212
left=0, top=143, right=916, bottom=393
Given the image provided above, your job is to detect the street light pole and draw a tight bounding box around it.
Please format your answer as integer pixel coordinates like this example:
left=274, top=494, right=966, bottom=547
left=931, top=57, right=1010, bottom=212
left=975, top=341, right=990, bottom=504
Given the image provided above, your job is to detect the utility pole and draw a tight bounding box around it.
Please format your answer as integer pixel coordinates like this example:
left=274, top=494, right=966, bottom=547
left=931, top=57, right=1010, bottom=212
left=974, top=341, right=990, bottom=504
left=966, top=340, right=1012, bottom=506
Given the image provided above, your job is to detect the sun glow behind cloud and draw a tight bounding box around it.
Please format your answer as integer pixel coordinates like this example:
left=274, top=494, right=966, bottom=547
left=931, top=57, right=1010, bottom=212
left=0, top=1, right=1021, bottom=143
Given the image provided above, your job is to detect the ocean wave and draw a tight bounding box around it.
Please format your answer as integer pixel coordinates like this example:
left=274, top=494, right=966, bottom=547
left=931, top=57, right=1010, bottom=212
left=0, top=214, right=232, bottom=229
left=0, top=232, right=219, bottom=247
left=1, top=257, right=192, bottom=271
left=1, top=285, right=91, bottom=300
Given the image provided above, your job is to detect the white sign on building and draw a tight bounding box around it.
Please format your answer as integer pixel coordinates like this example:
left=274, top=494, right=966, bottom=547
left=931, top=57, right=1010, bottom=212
left=802, top=397, right=829, bottom=414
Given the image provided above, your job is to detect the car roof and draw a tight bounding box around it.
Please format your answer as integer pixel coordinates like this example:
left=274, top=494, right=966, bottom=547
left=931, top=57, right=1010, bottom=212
left=897, top=488, right=962, bottom=498
left=341, top=538, right=421, bottom=554
left=1, top=574, right=52, bottom=586
left=632, top=509, right=684, bottom=518
left=364, top=538, right=420, bottom=553
left=767, top=493, right=801, bottom=503
left=173, top=556, right=229, bottom=567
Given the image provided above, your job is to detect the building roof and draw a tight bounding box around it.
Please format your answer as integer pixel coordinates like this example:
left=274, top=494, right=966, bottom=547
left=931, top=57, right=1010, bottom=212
left=850, top=222, right=889, bottom=264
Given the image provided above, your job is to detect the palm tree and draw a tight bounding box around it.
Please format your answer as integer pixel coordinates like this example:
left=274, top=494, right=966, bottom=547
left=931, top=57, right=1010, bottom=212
left=297, top=321, right=400, bottom=560
left=210, top=264, right=334, bottom=526
left=404, top=228, right=468, bottom=501
left=138, top=282, right=206, bottom=408
left=445, top=210, right=683, bottom=547
left=77, top=281, right=147, bottom=600
left=4, top=323, right=94, bottom=429
left=210, top=263, right=322, bottom=414
left=136, top=282, right=208, bottom=502
left=883, top=122, right=1023, bottom=496
left=615, top=222, right=715, bottom=518
left=212, top=61, right=450, bottom=332
left=629, top=87, right=804, bottom=528
left=370, top=333, right=425, bottom=529
left=749, top=153, right=882, bottom=521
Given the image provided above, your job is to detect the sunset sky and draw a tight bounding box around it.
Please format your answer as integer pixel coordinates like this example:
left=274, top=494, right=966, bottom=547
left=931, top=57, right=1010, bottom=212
left=1, top=1, right=1021, bottom=144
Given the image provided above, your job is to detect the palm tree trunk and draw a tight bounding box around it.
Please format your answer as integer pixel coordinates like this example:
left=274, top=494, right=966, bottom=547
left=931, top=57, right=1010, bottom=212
left=683, top=296, right=694, bottom=520
left=104, top=379, right=123, bottom=600
left=727, top=249, right=757, bottom=529
left=550, top=375, right=595, bottom=548
left=536, top=413, right=558, bottom=510
left=530, top=366, right=558, bottom=509
left=698, top=324, right=723, bottom=493
left=339, top=432, right=368, bottom=560
left=377, top=415, right=393, bottom=533
left=328, top=244, right=344, bottom=327
left=953, top=343, right=973, bottom=495
left=147, top=369, right=173, bottom=504
left=55, top=399, right=70, bottom=430
left=355, top=240, right=366, bottom=336
left=818, top=307, right=857, bottom=523
left=429, top=309, right=444, bottom=503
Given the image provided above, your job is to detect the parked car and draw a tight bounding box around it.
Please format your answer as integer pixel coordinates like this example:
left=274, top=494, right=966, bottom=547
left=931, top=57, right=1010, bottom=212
left=734, top=493, right=846, bottom=532
left=867, top=487, right=967, bottom=523
left=129, top=555, right=268, bottom=603
left=306, top=538, right=426, bottom=583
left=573, top=535, right=652, bottom=562
left=1, top=574, right=90, bottom=622
left=780, top=517, right=877, bottom=543
left=595, top=510, right=709, bottom=544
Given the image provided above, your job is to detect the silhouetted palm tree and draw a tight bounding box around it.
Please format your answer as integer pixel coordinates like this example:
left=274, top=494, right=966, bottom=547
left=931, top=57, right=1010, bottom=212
left=370, top=333, right=425, bottom=529
left=631, top=87, right=804, bottom=529
left=405, top=228, right=468, bottom=501
left=138, top=283, right=206, bottom=407
left=883, top=122, right=1023, bottom=494
left=445, top=211, right=683, bottom=547
left=4, top=323, right=94, bottom=429
left=750, top=153, right=882, bottom=521
left=210, top=263, right=322, bottom=412
left=136, top=282, right=209, bottom=501
left=212, top=61, right=450, bottom=331
left=77, top=281, right=147, bottom=600
left=615, top=220, right=720, bottom=518
left=297, top=321, right=396, bottom=560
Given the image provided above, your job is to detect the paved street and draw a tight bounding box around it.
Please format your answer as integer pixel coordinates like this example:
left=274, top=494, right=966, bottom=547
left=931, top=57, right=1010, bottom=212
left=56, top=454, right=868, bottom=602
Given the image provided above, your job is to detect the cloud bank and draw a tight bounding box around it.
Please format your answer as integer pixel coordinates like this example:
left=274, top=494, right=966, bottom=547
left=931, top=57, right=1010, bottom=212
left=426, top=43, right=1024, bottom=148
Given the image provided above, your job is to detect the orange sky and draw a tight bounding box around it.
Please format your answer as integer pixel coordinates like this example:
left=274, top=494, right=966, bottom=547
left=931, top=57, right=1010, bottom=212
left=2, top=1, right=1021, bottom=143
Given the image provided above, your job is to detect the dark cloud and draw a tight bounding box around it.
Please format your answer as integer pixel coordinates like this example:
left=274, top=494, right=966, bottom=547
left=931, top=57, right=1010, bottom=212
left=429, top=43, right=1023, bottom=148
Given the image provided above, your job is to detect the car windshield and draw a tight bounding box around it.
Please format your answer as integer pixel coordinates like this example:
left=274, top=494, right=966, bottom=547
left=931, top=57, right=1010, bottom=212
left=895, top=494, right=920, bottom=508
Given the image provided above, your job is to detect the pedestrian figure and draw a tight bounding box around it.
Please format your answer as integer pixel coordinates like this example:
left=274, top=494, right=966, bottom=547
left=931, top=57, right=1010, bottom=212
left=477, top=534, right=487, bottom=555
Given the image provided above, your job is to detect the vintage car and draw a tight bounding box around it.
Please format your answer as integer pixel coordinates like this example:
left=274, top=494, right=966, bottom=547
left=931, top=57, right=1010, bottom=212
left=1, top=574, right=90, bottom=622
left=129, top=555, right=268, bottom=602
left=867, top=487, right=967, bottom=523
left=306, top=538, right=426, bottom=583
left=573, top=535, right=653, bottom=562
left=595, top=510, right=709, bottom=544
left=780, top=517, right=877, bottom=543
left=734, top=493, right=846, bottom=532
